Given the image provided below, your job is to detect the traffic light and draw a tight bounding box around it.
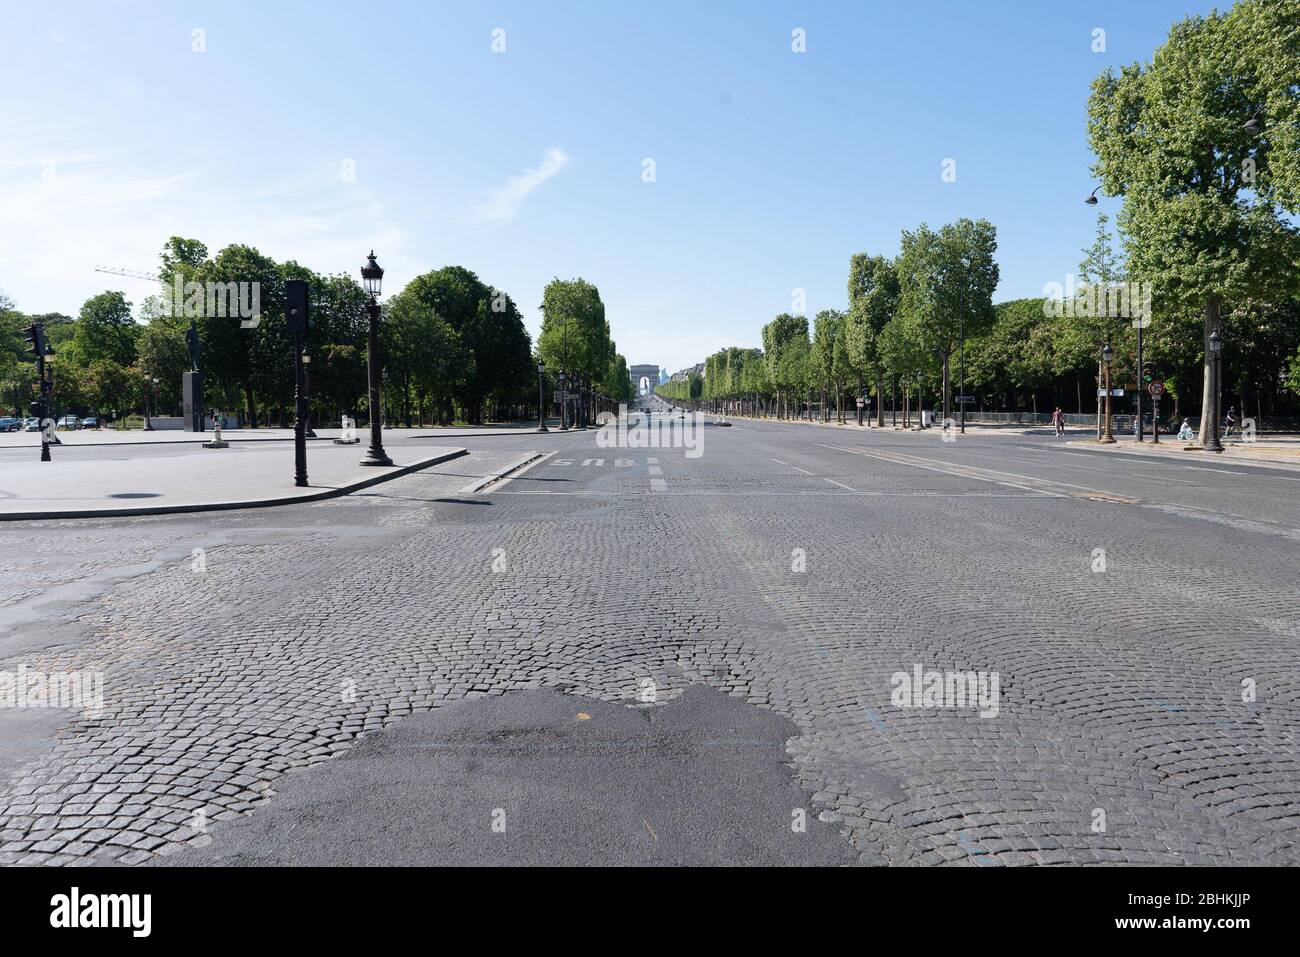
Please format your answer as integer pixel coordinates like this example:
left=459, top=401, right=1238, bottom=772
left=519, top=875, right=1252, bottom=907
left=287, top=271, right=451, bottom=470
left=1141, top=361, right=1155, bottom=384
left=23, top=323, right=50, bottom=358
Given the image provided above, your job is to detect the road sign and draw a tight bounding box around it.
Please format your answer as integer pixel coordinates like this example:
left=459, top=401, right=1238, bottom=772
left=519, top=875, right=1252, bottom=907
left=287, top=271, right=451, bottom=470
left=1096, top=389, right=1125, bottom=397
left=1148, top=380, right=1165, bottom=397
left=855, top=398, right=865, bottom=408
left=955, top=396, right=975, bottom=404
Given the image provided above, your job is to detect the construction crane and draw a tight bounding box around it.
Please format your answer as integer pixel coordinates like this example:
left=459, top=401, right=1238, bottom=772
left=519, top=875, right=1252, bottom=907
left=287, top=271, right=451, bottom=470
left=93, top=265, right=162, bottom=283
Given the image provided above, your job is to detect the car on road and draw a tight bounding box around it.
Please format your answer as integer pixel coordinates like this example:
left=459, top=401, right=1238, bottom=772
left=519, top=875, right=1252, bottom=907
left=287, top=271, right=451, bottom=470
left=24, top=417, right=42, bottom=431
left=0, top=417, right=21, bottom=432
left=57, top=415, right=80, bottom=430
left=80, top=417, right=99, bottom=429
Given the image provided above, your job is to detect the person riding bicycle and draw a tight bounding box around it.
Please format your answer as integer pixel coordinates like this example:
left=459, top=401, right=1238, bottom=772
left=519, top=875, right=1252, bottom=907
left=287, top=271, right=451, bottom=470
left=1224, top=406, right=1237, bottom=437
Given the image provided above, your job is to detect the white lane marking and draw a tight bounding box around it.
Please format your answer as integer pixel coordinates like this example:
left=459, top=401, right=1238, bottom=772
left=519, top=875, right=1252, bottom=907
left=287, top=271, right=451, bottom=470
left=460, top=450, right=549, bottom=494
left=816, top=444, right=1069, bottom=498
left=823, top=478, right=856, bottom=491
left=648, top=465, right=663, bottom=476
left=770, top=457, right=789, bottom=466
left=650, top=478, right=667, bottom=493
left=974, top=451, right=1198, bottom=483
left=499, top=489, right=1045, bottom=497
left=789, top=465, right=815, bottom=475
left=1183, top=466, right=1248, bottom=475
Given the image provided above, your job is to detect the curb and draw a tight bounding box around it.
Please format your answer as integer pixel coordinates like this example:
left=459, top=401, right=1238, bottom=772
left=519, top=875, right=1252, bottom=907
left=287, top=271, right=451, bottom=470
left=1064, top=439, right=1300, bottom=470
left=3, top=434, right=330, bottom=449
left=460, top=451, right=546, bottom=494
left=0, top=448, right=469, bottom=522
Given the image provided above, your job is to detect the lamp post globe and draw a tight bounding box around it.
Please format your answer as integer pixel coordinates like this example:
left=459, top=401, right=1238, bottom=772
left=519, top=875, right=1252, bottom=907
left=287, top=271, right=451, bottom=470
left=359, top=251, right=393, bottom=466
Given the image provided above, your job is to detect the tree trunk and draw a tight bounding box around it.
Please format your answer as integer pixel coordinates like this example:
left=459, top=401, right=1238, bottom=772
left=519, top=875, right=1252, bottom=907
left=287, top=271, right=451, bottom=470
left=1196, top=296, right=1221, bottom=446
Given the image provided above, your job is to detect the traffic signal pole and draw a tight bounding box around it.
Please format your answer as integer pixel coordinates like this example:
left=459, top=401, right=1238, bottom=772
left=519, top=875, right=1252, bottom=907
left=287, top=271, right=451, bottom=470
left=24, top=323, right=52, bottom=461
left=1136, top=322, right=1144, bottom=442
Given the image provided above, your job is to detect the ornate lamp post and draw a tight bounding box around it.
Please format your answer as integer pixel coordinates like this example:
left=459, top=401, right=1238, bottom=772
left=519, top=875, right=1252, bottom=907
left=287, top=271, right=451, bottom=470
left=142, top=371, right=157, bottom=431
left=558, top=371, right=569, bottom=431
left=1204, top=327, right=1224, bottom=452
left=536, top=360, right=549, bottom=432
left=302, top=347, right=316, bottom=438
left=359, top=251, right=393, bottom=466
left=1099, top=341, right=1116, bottom=444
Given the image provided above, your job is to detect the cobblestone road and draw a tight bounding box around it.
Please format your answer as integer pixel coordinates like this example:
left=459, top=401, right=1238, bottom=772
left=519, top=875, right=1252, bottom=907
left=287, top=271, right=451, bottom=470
left=1, top=421, right=1298, bottom=865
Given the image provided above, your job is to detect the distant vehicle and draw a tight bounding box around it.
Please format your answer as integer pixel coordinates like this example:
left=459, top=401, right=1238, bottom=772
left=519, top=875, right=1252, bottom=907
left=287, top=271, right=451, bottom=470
left=57, top=415, right=80, bottom=430
left=0, top=417, right=20, bottom=432
left=24, top=418, right=42, bottom=431
left=81, top=417, right=99, bottom=429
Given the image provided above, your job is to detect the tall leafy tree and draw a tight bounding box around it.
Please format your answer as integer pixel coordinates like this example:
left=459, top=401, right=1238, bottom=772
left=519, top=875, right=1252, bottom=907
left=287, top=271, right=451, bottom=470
left=1088, top=0, right=1300, bottom=444
left=762, top=313, right=809, bottom=419
left=846, top=254, right=900, bottom=426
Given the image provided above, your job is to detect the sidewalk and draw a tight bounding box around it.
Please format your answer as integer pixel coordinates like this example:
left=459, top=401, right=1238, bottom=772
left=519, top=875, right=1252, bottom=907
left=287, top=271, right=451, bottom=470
left=0, top=424, right=552, bottom=449
left=0, top=443, right=467, bottom=521
left=1067, top=433, right=1300, bottom=467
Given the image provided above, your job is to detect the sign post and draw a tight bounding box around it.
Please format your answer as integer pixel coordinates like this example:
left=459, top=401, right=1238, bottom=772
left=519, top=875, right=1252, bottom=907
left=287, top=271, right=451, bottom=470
left=1148, top=380, right=1164, bottom=445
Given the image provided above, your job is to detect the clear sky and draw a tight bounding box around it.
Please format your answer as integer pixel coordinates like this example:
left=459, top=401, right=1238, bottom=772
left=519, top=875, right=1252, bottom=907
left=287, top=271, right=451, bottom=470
left=1, top=0, right=1221, bottom=373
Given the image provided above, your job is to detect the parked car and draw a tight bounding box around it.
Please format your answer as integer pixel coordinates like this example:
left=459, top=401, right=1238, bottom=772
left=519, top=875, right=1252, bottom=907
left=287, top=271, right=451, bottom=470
left=81, top=417, right=99, bottom=429
left=24, top=417, right=42, bottom=431
left=0, top=417, right=20, bottom=432
left=57, top=415, right=80, bottom=430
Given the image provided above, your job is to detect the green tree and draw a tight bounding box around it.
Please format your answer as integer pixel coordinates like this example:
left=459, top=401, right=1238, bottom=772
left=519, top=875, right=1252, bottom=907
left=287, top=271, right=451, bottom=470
left=762, top=313, right=809, bottom=419
left=846, top=254, right=900, bottom=426
left=897, top=219, right=999, bottom=423
left=1087, top=0, right=1300, bottom=444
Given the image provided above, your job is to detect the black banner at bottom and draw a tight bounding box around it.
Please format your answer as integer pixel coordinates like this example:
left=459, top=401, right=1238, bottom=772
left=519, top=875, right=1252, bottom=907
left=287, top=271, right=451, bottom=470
left=0, top=865, right=1274, bottom=944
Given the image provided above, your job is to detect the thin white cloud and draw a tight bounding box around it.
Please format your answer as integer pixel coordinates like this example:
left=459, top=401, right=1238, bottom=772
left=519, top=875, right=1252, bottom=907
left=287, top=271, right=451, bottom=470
left=469, top=147, right=569, bottom=223
left=0, top=154, right=410, bottom=316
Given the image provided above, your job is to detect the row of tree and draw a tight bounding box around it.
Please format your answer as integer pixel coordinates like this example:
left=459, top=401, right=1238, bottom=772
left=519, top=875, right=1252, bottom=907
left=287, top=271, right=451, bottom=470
left=2, top=237, right=634, bottom=429
left=660, top=0, right=1300, bottom=432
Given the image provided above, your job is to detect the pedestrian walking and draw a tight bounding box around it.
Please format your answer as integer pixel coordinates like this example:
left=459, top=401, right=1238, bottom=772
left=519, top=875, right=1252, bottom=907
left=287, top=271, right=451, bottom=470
left=1052, top=407, right=1065, bottom=437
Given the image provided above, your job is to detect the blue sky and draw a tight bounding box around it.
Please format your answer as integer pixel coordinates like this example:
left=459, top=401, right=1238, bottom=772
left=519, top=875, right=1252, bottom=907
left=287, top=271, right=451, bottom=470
left=1, top=0, right=1221, bottom=373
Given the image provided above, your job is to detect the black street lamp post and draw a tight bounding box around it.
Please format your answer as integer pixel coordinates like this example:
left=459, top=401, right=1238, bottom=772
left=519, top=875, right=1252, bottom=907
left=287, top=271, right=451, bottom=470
left=359, top=251, right=393, bottom=467
left=957, top=287, right=966, bottom=434
left=302, top=349, right=316, bottom=438
left=1205, top=327, right=1224, bottom=452
left=142, top=372, right=158, bottom=431
left=558, top=372, right=568, bottom=430
left=536, top=360, right=549, bottom=432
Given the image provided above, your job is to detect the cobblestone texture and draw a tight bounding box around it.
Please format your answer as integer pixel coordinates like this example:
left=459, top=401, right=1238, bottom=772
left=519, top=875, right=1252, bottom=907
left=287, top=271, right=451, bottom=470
left=1, top=430, right=1298, bottom=865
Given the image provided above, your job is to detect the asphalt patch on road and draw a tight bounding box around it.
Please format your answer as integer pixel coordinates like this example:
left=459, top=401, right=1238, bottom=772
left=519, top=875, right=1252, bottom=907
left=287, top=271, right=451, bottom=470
left=155, top=684, right=857, bottom=866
